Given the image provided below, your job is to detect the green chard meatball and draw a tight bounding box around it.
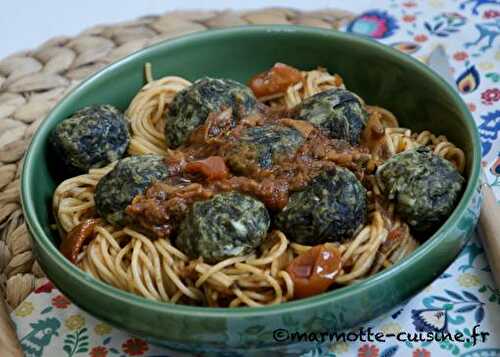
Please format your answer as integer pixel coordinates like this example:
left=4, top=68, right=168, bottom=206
left=276, top=167, right=367, bottom=245
left=176, top=192, right=270, bottom=264
left=95, top=155, right=170, bottom=226
left=376, top=146, right=464, bottom=232
left=165, top=77, right=257, bottom=148
left=295, top=89, right=367, bottom=145
left=50, top=104, right=129, bottom=172
left=227, top=123, right=304, bottom=175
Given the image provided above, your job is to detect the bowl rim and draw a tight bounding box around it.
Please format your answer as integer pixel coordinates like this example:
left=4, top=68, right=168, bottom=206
left=21, top=24, right=481, bottom=319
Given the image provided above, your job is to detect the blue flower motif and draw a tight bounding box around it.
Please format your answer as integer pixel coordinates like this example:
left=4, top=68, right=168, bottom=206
left=411, top=308, right=449, bottom=333
left=456, top=65, right=481, bottom=93
left=347, top=10, right=399, bottom=38
left=460, top=0, right=500, bottom=16
left=391, top=308, right=404, bottom=319
left=380, top=345, right=399, bottom=357
left=424, top=12, right=467, bottom=37
left=490, top=153, right=500, bottom=177
left=479, top=110, right=500, bottom=156
left=460, top=348, right=500, bottom=357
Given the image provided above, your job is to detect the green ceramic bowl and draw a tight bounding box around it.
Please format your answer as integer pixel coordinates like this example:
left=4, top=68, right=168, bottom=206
left=21, top=26, right=482, bottom=355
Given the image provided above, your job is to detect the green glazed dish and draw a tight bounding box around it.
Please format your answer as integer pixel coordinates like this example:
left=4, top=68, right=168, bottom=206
left=21, top=26, right=482, bottom=355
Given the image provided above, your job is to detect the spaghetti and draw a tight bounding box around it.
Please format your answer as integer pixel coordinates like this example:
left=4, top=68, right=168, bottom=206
left=52, top=65, right=465, bottom=307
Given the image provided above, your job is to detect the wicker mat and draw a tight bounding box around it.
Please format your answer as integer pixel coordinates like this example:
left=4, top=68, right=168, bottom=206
left=0, top=8, right=355, bottom=310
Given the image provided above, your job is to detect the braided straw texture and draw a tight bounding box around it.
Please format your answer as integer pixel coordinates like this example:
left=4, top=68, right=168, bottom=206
left=0, top=8, right=355, bottom=310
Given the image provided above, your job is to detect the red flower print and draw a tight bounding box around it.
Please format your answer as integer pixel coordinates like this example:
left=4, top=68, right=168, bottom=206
left=414, top=34, right=428, bottom=42
left=481, top=88, right=500, bottom=104
left=403, top=1, right=417, bottom=8
left=90, top=346, right=108, bottom=357
left=122, top=338, right=149, bottom=356
left=51, top=294, right=71, bottom=309
left=484, top=10, right=500, bottom=19
left=453, top=51, right=468, bottom=61
left=358, top=343, right=380, bottom=357
left=467, top=103, right=476, bottom=112
left=34, top=281, right=54, bottom=294
left=403, top=15, right=416, bottom=22
left=413, top=348, right=431, bottom=357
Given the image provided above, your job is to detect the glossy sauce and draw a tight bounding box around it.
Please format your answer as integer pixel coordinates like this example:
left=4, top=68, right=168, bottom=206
left=126, top=109, right=368, bottom=238
left=125, top=64, right=371, bottom=240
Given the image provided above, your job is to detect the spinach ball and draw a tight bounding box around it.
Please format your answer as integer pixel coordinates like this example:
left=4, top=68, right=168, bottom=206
left=227, top=123, right=304, bottom=175
left=50, top=104, right=129, bottom=172
left=276, top=167, right=367, bottom=245
left=176, top=192, right=270, bottom=264
left=296, top=89, right=367, bottom=145
left=165, top=77, right=257, bottom=148
left=376, top=146, right=464, bottom=232
left=95, top=155, right=170, bottom=226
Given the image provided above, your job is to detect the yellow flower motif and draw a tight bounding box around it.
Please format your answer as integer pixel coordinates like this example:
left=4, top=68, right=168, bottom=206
left=380, top=322, right=402, bottom=335
left=478, top=62, right=494, bottom=71
left=330, top=341, right=349, bottom=354
left=15, top=301, right=34, bottom=317
left=458, top=273, right=480, bottom=288
left=495, top=50, right=500, bottom=61
left=65, top=314, right=85, bottom=331
left=94, top=322, right=112, bottom=335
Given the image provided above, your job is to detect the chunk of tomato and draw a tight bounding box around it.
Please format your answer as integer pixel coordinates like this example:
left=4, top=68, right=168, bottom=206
left=287, top=244, right=342, bottom=299
left=249, top=63, right=303, bottom=98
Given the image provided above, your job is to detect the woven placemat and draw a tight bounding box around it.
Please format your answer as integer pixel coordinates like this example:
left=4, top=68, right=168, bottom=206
left=0, top=8, right=355, bottom=310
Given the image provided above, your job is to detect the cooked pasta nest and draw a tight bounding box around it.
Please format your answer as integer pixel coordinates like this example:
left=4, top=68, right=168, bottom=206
left=53, top=64, right=465, bottom=307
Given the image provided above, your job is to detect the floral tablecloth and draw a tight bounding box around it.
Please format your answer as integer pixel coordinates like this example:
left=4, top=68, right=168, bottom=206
left=11, top=0, right=500, bottom=356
